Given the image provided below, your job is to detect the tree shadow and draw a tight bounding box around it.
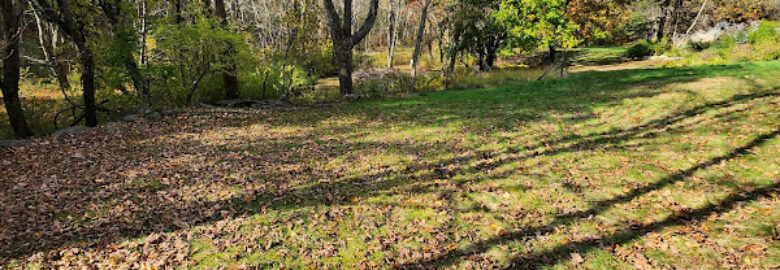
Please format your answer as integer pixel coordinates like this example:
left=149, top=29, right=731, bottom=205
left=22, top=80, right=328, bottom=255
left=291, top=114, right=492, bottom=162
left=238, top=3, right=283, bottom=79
left=395, top=128, right=779, bottom=268
left=0, top=63, right=775, bottom=265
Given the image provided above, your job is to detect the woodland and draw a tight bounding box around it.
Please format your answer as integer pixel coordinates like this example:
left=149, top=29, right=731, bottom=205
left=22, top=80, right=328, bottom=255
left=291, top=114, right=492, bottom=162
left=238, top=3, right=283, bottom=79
left=1, top=0, right=779, bottom=268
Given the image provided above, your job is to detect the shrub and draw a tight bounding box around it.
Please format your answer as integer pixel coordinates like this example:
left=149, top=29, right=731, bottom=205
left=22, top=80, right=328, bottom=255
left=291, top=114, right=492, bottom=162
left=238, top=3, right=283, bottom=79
left=627, top=40, right=654, bottom=59
left=150, top=16, right=253, bottom=106
left=239, top=62, right=318, bottom=101
left=296, top=45, right=339, bottom=78
left=355, top=73, right=412, bottom=98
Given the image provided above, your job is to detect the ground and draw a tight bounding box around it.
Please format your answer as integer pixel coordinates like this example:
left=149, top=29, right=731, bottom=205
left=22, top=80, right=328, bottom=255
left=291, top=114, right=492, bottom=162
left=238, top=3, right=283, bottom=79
left=1, top=60, right=779, bottom=269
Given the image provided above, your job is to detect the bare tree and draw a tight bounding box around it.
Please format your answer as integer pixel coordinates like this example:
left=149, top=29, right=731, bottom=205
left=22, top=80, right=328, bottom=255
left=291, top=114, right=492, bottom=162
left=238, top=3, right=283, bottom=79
left=31, top=7, right=71, bottom=93
left=323, top=0, right=380, bottom=96
left=684, top=0, right=707, bottom=36
left=1, top=0, right=33, bottom=138
left=409, top=0, right=433, bottom=92
left=32, top=0, right=98, bottom=127
left=386, top=0, right=403, bottom=68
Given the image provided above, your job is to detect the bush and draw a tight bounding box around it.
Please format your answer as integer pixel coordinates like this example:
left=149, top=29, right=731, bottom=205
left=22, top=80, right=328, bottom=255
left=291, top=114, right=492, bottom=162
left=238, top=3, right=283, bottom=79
left=241, top=63, right=317, bottom=100
left=295, top=45, right=339, bottom=78
left=627, top=41, right=654, bottom=59
left=149, top=16, right=253, bottom=106
left=626, top=40, right=667, bottom=59
left=355, top=73, right=412, bottom=98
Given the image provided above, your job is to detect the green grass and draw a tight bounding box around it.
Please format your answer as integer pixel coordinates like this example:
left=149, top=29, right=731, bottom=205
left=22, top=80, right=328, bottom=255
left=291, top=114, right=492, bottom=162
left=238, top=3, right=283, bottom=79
left=570, top=47, right=628, bottom=65
left=2, top=61, right=779, bottom=269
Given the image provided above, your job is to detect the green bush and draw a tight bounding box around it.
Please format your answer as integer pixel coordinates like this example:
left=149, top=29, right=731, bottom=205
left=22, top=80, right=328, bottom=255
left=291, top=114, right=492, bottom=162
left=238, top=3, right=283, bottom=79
left=293, top=45, right=339, bottom=78
left=148, top=15, right=254, bottom=106
left=355, top=73, right=412, bottom=98
left=241, top=63, right=318, bottom=100
left=627, top=41, right=653, bottom=59
left=627, top=40, right=667, bottom=59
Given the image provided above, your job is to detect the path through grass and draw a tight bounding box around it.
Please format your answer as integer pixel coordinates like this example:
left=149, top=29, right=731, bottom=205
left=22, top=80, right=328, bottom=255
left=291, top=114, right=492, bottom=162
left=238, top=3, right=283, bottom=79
left=1, top=61, right=778, bottom=269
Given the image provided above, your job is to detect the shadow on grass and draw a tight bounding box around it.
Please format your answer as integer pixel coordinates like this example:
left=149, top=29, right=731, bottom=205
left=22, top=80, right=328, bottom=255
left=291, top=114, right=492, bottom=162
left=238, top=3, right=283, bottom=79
left=395, top=128, right=779, bottom=268
left=0, top=62, right=777, bottom=265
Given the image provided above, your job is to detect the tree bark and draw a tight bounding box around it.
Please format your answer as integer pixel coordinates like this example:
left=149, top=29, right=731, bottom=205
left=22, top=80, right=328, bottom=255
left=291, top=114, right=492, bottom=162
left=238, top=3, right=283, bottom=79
left=669, top=0, right=682, bottom=44
left=173, top=0, right=183, bottom=23
left=215, top=0, right=240, bottom=100
left=410, top=0, right=433, bottom=92
left=79, top=45, right=98, bottom=127
left=1, top=0, right=34, bottom=138
left=387, top=0, right=398, bottom=68
left=548, top=45, right=557, bottom=64
left=323, top=0, right=379, bottom=96
left=335, top=41, right=354, bottom=96
left=655, top=0, right=671, bottom=41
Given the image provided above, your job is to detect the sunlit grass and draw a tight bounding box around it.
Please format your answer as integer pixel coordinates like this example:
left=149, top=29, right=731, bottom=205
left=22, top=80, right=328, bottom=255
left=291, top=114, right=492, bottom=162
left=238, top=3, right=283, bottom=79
left=1, top=61, right=778, bottom=269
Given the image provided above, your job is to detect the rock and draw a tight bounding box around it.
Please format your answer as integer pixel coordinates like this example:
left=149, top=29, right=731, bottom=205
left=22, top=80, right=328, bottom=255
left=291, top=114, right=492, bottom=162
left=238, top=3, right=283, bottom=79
left=200, top=103, right=220, bottom=109
left=122, top=114, right=140, bottom=122
left=0, top=140, right=32, bottom=149
left=52, top=126, right=91, bottom=136
left=645, top=55, right=683, bottom=61
left=215, top=99, right=261, bottom=108
left=138, top=107, right=154, bottom=116
left=146, top=112, right=162, bottom=121
left=343, top=94, right=362, bottom=101
left=161, top=109, right=178, bottom=116
left=103, top=122, right=121, bottom=132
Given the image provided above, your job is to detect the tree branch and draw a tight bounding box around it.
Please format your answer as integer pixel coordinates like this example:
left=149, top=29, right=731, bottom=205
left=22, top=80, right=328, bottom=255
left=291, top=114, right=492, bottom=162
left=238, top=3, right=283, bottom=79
left=352, top=0, right=379, bottom=44
left=322, top=0, right=343, bottom=38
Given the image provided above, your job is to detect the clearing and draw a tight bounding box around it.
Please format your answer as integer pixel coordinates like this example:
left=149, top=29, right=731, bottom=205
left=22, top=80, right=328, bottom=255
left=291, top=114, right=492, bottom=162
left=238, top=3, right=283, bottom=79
left=1, top=61, right=779, bottom=269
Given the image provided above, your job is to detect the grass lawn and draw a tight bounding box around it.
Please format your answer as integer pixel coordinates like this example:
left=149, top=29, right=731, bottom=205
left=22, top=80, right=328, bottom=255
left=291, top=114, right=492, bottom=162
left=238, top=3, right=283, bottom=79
left=1, top=61, right=779, bottom=269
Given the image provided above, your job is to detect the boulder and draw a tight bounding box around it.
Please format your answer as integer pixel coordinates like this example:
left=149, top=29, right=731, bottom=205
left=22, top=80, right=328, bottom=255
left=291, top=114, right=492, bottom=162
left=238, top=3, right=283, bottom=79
left=103, top=122, right=121, bottom=132
left=215, top=99, right=262, bottom=108
left=52, top=126, right=91, bottom=136
left=161, top=109, right=178, bottom=116
left=122, top=114, right=140, bottom=122
left=0, top=140, right=32, bottom=149
left=146, top=112, right=162, bottom=121
left=343, top=94, right=362, bottom=101
left=645, top=55, right=683, bottom=61
left=138, top=107, right=154, bottom=116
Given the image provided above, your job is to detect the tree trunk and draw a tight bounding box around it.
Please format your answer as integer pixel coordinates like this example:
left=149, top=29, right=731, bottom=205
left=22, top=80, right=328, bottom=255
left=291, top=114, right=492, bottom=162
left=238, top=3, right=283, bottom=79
left=174, top=0, right=183, bottom=23
left=445, top=27, right=461, bottom=75
left=215, top=0, right=240, bottom=100
left=31, top=0, right=98, bottom=126
left=548, top=45, right=557, bottom=64
left=669, top=0, right=682, bottom=44
left=409, top=0, right=433, bottom=92
left=323, top=0, right=379, bottom=96
left=335, top=41, right=354, bottom=96
left=655, top=0, right=670, bottom=41
left=387, top=0, right=397, bottom=68
left=685, top=0, right=708, bottom=37
left=32, top=9, right=71, bottom=92
left=79, top=45, right=98, bottom=127
left=560, top=50, right=569, bottom=77
left=486, top=44, right=497, bottom=69
left=138, top=0, right=147, bottom=66
left=1, top=0, right=33, bottom=138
